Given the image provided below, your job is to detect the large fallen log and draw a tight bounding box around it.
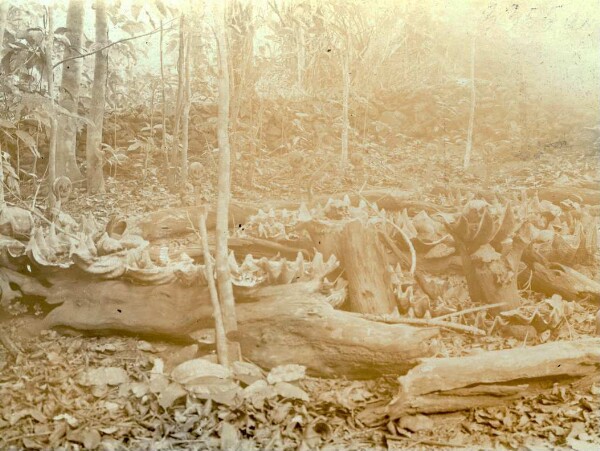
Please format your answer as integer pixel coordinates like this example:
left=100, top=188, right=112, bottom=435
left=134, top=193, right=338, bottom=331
left=521, top=249, right=600, bottom=304
left=26, top=271, right=439, bottom=378
left=358, top=338, right=600, bottom=425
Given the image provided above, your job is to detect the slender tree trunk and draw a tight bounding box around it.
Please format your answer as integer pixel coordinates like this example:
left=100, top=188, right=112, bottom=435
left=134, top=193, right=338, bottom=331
left=0, top=1, right=8, bottom=207
left=296, top=26, right=305, bottom=88
left=214, top=0, right=239, bottom=360
left=0, top=1, right=9, bottom=50
left=463, top=37, right=476, bottom=169
left=171, top=14, right=185, bottom=190
left=56, top=0, right=84, bottom=181
left=181, top=31, right=191, bottom=186
left=341, top=51, right=350, bottom=167
left=85, top=0, right=107, bottom=194
left=44, top=6, right=57, bottom=210
left=228, top=28, right=254, bottom=180
left=159, top=20, right=170, bottom=186
left=518, top=58, right=529, bottom=156
left=198, top=211, right=229, bottom=366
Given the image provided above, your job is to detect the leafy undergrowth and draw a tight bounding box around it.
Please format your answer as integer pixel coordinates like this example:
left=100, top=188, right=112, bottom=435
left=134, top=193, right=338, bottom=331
left=1, top=143, right=599, bottom=450
left=0, top=317, right=599, bottom=450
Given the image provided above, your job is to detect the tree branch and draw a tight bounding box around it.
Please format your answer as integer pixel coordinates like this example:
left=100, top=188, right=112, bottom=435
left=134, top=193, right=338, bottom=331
left=52, top=18, right=178, bottom=70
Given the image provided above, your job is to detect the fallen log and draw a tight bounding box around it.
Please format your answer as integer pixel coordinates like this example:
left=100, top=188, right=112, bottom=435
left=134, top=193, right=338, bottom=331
left=527, top=262, right=600, bottom=304
left=27, top=272, right=439, bottom=378
left=358, top=338, right=600, bottom=425
left=521, top=249, right=600, bottom=304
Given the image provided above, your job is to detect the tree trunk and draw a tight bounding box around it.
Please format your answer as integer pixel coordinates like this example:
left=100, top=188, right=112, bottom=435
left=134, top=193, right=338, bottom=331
left=341, top=51, right=350, bottom=167
left=296, top=25, right=305, bottom=87
left=56, top=0, right=84, bottom=181
left=180, top=30, right=191, bottom=186
left=160, top=20, right=170, bottom=187
left=446, top=203, right=531, bottom=311
left=214, top=0, right=239, bottom=358
left=85, top=0, right=107, bottom=194
left=463, top=37, right=476, bottom=169
left=306, top=219, right=396, bottom=315
left=171, top=15, right=185, bottom=189
left=44, top=5, right=57, bottom=210
left=0, top=1, right=6, bottom=207
left=0, top=1, right=9, bottom=48
left=341, top=220, right=396, bottom=313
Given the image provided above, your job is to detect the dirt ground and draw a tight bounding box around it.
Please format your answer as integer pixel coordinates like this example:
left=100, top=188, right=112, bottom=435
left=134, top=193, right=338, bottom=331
left=1, top=143, right=599, bottom=450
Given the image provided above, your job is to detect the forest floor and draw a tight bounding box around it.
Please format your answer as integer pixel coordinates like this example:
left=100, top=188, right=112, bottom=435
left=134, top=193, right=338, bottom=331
left=1, top=142, right=599, bottom=450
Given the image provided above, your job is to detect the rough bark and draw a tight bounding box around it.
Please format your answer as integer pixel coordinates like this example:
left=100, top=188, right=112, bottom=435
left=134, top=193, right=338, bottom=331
left=85, top=0, right=107, bottom=194
left=14, top=271, right=439, bottom=378
left=301, top=216, right=396, bottom=315
left=358, top=338, right=600, bottom=424
left=56, top=0, right=84, bottom=181
left=521, top=249, right=600, bottom=304
left=313, top=219, right=396, bottom=314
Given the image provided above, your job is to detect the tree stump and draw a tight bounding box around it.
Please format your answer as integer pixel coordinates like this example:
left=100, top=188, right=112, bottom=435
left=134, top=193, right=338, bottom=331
left=306, top=218, right=396, bottom=314
left=445, top=201, right=532, bottom=311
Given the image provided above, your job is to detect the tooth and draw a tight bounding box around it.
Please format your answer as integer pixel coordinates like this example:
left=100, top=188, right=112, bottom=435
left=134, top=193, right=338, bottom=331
left=295, top=252, right=305, bottom=277
left=359, top=199, right=367, bottom=209
left=279, top=260, right=298, bottom=284
left=312, top=252, right=324, bottom=276
left=257, top=256, right=268, bottom=271
left=326, top=255, right=339, bottom=274
left=343, top=194, right=351, bottom=206
left=298, top=203, right=312, bottom=221
left=267, top=260, right=283, bottom=283
left=395, top=263, right=403, bottom=276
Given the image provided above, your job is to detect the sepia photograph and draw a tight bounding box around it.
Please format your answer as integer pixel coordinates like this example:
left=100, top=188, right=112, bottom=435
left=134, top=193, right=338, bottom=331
left=0, top=0, right=598, bottom=449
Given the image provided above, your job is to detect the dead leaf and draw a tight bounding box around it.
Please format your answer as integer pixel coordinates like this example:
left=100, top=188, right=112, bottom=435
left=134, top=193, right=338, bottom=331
left=171, top=358, right=231, bottom=384
left=399, top=414, right=434, bottom=432
left=267, top=364, right=306, bottom=384
left=274, top=382, right=310, bottom=401
left=220, top=421, right=239, bottom=451
left=77, top=366, right=128, bottom=387
left=158, top=382, right=187, bottom=409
